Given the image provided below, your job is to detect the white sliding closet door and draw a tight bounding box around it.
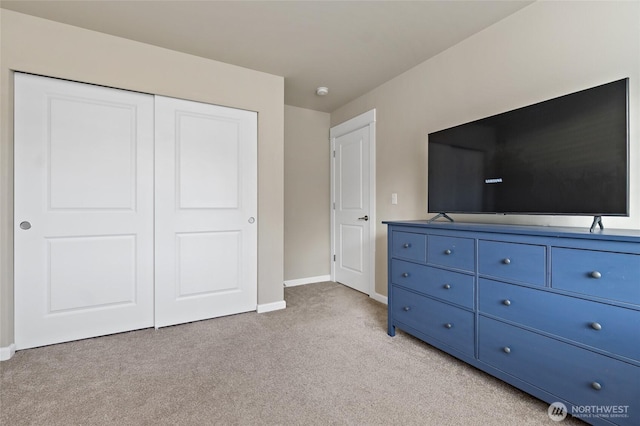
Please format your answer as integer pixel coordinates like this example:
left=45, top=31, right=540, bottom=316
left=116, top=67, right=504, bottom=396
left=14, top=73, right=155, bottom=349
left=154, top=96, right=257, bottom=327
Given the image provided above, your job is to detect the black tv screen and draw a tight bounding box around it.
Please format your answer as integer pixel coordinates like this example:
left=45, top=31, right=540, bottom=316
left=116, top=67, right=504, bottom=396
left=428, top=78, right=629, bottom=216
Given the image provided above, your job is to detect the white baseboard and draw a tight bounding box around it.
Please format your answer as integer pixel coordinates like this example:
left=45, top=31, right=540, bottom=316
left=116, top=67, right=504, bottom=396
left=0, top=343, right=16, bottom=361
left=370, top=292, right=388, bottom=305
left=257, top=300, right=286, bottom=313
left=283, top=275, right=331, bottom=287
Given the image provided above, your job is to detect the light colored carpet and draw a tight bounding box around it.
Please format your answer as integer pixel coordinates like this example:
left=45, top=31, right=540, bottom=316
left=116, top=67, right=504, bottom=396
left=1, top=281, right=583, bottom=425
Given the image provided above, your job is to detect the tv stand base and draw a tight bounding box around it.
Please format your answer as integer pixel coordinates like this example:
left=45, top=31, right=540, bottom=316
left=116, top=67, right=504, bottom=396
left=590, top=215, right=604, bottom=233
left=426, top=212, right=454, bottom=223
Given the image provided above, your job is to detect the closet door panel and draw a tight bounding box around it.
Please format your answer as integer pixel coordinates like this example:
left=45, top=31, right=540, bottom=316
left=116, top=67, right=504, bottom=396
left=154, top=96, right=257, bottom=327
left=14, top=73, right=155, bottom=349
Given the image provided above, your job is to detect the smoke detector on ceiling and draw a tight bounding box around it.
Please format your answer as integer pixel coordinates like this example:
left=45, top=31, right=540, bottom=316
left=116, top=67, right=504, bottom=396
left=316, top=86, right=329, bottom=96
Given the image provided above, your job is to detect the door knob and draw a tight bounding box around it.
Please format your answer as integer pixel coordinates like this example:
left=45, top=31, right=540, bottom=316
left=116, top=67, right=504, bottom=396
left=19, top=221, right=31, bottom=230
left=358, top=215, right=369, bottom=221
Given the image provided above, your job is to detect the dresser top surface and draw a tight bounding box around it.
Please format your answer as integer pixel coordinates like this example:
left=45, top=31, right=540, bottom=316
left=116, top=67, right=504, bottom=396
left=383, top=220, right=640, bottom=243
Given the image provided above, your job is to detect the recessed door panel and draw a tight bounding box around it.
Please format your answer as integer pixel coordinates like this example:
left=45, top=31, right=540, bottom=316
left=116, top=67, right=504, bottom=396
left=176, top=231, right=241, bottom=297
left=339, top=140, right=363, bottom=210
left=48, top=235, right=136, bottom=312
left=49, top=97, right=136, bottom=210
left=340, top=224, right=363, bottom=273
left=177, top=113, right=240, bottom=209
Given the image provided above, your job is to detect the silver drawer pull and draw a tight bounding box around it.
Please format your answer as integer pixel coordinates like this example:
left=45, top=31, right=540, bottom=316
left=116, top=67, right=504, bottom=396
left=402, top=272, right=409, bottom=278
left=590, top=271, right=602, bottom=279
left=591, top=382, right=602, bottom=391
left=503, top=299, right=511, bottom=306
left=591, top=322, right=602, bottom=331
left=444, top=249, right=452, bottom=255
left=444, top=323, right=453, bottom=329
left=403, top=306, right=410, bottom=312
left=502, top=258, right=511, bottom=265
left=503, top=347, right=511, bottom=354
left=403, top=243, right=411, bottom=248
left=443, top=284, right=451, bottom=290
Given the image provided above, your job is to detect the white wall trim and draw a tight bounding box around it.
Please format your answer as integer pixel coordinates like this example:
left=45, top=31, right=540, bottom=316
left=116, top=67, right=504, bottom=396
left=284, top=275, right=331, bottom=287
left=330, top=109, right=376, bottom=298
left=370, top=293, right=388, bottom=305
left=331, top=109, right=377, bottom=136
left=256, top=300, right=286, bottom=313
left=0, top=343, right=16, bottom=361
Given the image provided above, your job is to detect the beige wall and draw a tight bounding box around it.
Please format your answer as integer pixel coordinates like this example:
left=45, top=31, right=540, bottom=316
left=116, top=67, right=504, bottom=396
left=331, top=1, right=640, bottom=296
left=284, top=106, right=331, bottom=281
left=0, top=10, right=285, bottom=348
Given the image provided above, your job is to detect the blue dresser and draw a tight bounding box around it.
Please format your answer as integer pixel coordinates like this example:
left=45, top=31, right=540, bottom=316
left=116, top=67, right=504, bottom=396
left=385, top=221, right=640, bottom=426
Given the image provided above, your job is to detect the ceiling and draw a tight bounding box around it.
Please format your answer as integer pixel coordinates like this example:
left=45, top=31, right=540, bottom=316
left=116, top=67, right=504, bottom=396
left=1, top=0, right=534, bottom=113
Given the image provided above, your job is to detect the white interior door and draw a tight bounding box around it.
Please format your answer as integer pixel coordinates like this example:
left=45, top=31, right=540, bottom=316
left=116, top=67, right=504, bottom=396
left=14, top=73, right=155, bottom=350
left=154, top=96, right=257, bottom=328
left=332, top=125, right=372, bottom=295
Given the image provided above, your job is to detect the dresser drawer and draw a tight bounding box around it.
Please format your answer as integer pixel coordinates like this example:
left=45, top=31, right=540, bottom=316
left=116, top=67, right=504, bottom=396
left=392, top=286, right=474, bottom=356
left=391, top=259, right=474, bottom=308
left=428, top=235, right=475, bottom=271
left=479, top=278, right=640, bottom=361
left=479, top=240, right=546, bottom=286
left=392, top=231, right=427, bottom=263
left=479, top=316, right=639, bottom=425
left=552, top=248, right=640, bottom=305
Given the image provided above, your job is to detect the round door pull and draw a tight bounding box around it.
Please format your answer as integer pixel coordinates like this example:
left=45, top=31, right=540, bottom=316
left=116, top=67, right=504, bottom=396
left=401, top=272, right=409, bottom=278
left=444, top=249, right=452, bottom=255
left=503, top=258, right=511, bottom=265
left=503, top=347, right=511, bottom=354
left=443, top=284, right=451, bottom=290
left=248, top=217, right=255, bottom=224
left=19, top=221, right=31, bottom=230
left=590, top=271, right=602, bottom=279
left=403, top=306, right=411, bottom=312
left=444, top=323, right=453, bottom=329
left=590, top=322, right=602, bottom=331
left=503, top=299, right=512, bottom=306
left=591, top=382, right=602, bottom=391
left=403, top=243, right=411, bottom=249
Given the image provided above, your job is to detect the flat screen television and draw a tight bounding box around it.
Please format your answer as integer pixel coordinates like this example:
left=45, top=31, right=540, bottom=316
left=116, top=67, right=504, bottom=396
left=427, top=78, right=629, bottom=225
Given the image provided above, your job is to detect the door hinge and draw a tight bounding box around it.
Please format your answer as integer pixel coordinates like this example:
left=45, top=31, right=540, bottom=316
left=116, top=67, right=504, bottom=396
left=333, top=202, right=335, bottom=209
left=333, top=254, right=336, bottom=261
left=333, top=150, right=335, bottom=157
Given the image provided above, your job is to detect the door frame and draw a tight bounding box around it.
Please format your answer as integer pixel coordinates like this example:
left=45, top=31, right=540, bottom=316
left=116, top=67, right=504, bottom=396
left=330, top=109, right=376, bottom=297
